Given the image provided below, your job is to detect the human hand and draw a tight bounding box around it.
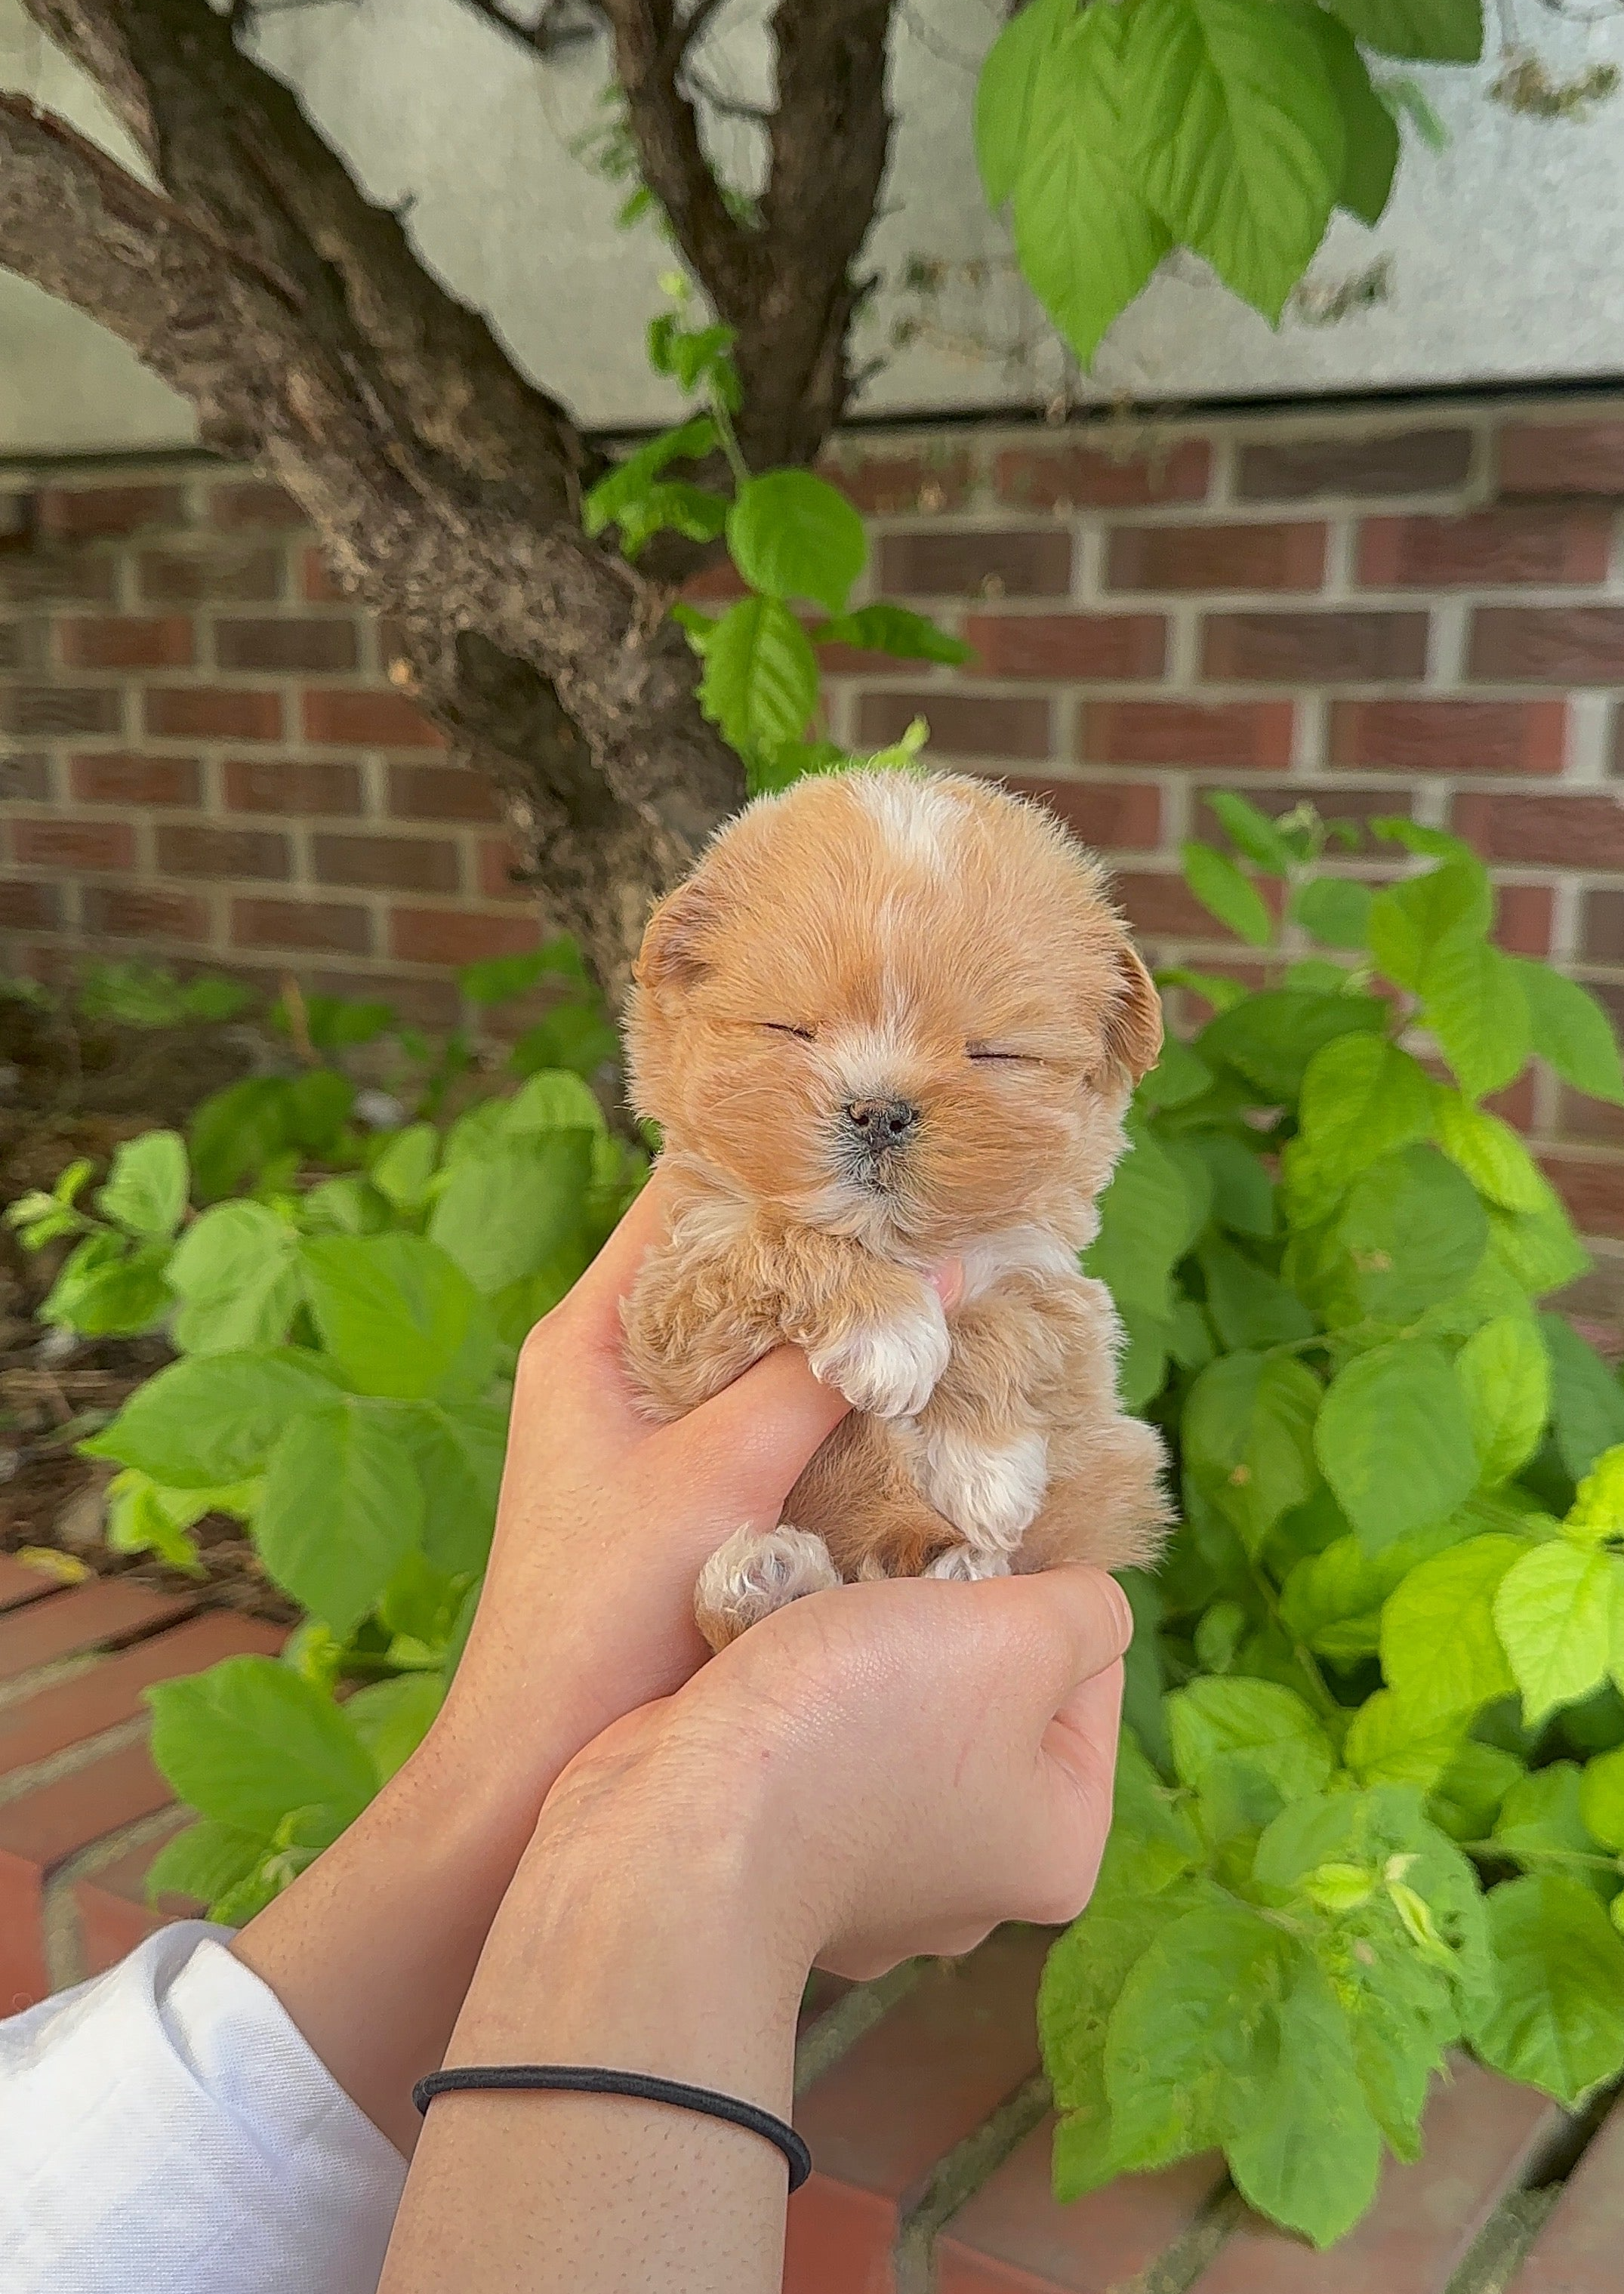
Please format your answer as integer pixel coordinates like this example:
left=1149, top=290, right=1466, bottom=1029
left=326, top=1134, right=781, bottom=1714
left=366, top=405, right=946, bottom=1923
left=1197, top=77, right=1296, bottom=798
left=513, top=1561, right=1130, bottom=1984
left=421, top=1166, right=860, bottom=1827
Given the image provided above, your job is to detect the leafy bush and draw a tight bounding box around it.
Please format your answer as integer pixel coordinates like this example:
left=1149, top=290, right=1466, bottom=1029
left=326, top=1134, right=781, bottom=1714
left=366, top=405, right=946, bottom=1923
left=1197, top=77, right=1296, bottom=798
left=1042, top=796, right=1624, bottom=2246
left=14, top=790, right=1624, bottom=2246
left=6, top=941, right=641, bottom=1920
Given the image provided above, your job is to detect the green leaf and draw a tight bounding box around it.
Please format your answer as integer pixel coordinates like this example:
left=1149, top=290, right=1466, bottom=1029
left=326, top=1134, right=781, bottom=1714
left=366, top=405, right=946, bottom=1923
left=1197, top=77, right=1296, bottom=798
left=1459, top=1315, right=1550, bottom=1486
left=1280, top=1534, right=1401, bottom=1662
left=1542, top=1314, right=1624, bottom=1482
left=1183, top=1350, right=1322, bottom=1555
left=144, top=1818, right=265, bottom=1908
left=1419, top=938, right=1530, bottom=1104
left=1321, top=0, right=1483, bottom=61
left=1206, top=791, right=1299, bottom=874
left=1167, top=1675, right=1336, bottom=1822
left=1290, top=1034, right=1434, bottom=1214
left=1182, top=840, right=1274, bottom=946
left=300, top=1234, right=498, bottom=1402
left=256, top=1398, right=425, bottom=1639
left=1493, top=1762, right=1605, bottom=1889
left=1335, top=1144, right=1489, bottom=1324
left=1225, top=1953, right=1383, bottom=2249
left=1105, top=1898, right=1294, bottom=2168
left=369, top=1124, right=439, bottom=1215
left=1342, top=1689, right=1464, bottom=1790
left=1200, top=988, right=1385, bottom=1105
left=1083, top=1124, right=1192, bottom=1324
left=1380, top=1535, right=1523, bottom=1724
left=974, top=0, right=1073, bottom=208
left=1432, top=1089, right=1549, bottom=1214
left=1008, top=0, right=1172, bottom=368
left=165, top=1201, right=301, bottom=1356
left=726, top=471, right=867, bottom=615
left=1367, top=857, right=1491, bottom=991
left=582, top=415, right=718, bottom=538
left=1197, top=1234, right=1314, bottom=1349
left=616, top=480, right=729, bottom=558
left=1291, top=876, right=1374, bottom=949
left=1192, top=1132, right=1276, bottom=1238
left=1123, top=0, right=1344, bottom=325
left=146, top=1654, right=376, bottom=1837
left=82, top=1349, right=340, bottom=1488
left=405, top=1400, right=508, bottom=1577
left=1306, top=7, right=1399, bottom=226
left=1468, top=1873, right=1624, bottom=2104
left=41, top=1234, right=174, bottom=1337
left=428, top=1133, right=593, bottom=1297
left=812, top=603, right=970, bottom=665
left=1430, top=1740, right=1524, bottom=1844
left=1512, top=959, right=1624, bottom=1107
left=509, top=1003, right=620, bottom=1081
left=457, top=937, right=587, bottom=1005
left=1316, top=1341, right=1479, bottom=1552
left=1494, top=1541, right=1614, bottom=1727
left=500, top=1067, right=607, bottom=1139
left=1579, top=1742, right=1624, bottom=1852
left=95, top=1130, right=189, bottom=1241
left=698, top=595, right=820, bottom=764
left=189, top=1078, right=297, bottom=1201
left=1570, top=1446, right=1624, bottom=1546
left=344, top=1673, right=444, bottom=1784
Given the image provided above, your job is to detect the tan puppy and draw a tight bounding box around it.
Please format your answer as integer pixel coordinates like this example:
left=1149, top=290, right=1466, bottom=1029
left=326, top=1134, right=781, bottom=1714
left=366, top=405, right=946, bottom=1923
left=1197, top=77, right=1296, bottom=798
left=622, top=768, right=1171, bottom=1650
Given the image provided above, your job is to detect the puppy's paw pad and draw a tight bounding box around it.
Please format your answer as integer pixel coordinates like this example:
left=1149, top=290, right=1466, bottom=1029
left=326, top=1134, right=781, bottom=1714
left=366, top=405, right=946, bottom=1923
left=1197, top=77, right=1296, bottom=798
left=924, top=1543, right=1012, bottom=1584
left=915, top=1430, right=1048, bottom=1550
left=694, top=1522, right=840, bottom=1651
left=810, top=1297, right=951, bottom=1419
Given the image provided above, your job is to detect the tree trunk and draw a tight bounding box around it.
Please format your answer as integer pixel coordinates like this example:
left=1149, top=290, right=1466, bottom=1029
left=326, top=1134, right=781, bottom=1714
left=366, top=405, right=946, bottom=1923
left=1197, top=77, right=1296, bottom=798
left=0, top=0, right=895, bottom=996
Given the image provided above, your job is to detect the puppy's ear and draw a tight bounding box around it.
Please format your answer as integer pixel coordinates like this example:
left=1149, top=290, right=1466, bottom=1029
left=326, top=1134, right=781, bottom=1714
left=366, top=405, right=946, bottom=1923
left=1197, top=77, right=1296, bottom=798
left=633, top=874, right=717, bottom=994
left=1102, top=940, right=1163, bottom=1084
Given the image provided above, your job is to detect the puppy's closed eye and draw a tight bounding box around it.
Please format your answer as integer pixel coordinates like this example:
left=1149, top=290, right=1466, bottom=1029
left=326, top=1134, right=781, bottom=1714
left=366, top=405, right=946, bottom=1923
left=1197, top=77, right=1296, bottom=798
left=763, top=1021, right=816, bottom=1041
left=967, top=1045, right=1036, bottom=1065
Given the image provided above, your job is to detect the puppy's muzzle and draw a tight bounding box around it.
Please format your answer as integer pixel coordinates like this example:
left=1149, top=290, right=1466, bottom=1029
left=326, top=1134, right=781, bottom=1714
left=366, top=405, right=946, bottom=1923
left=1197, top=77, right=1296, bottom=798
left=840, top=1095, right=920, bottom=1150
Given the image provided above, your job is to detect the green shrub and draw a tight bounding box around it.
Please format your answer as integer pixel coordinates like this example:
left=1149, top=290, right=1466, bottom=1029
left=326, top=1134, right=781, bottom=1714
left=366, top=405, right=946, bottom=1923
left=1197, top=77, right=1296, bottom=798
left=12, top=794, right=1624, bottom=2245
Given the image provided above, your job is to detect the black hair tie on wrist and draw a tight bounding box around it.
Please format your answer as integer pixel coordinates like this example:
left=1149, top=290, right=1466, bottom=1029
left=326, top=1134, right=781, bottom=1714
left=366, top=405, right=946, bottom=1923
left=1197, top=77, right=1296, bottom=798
left=411, top=2064, right=813, bottom=2193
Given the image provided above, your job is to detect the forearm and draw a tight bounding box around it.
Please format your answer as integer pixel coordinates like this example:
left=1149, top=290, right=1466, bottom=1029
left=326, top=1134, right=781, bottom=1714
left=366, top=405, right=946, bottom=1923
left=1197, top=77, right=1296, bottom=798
left=377, top=1821, right=807, bottom=2294
left=229, top=1724, right=572, bottom=2157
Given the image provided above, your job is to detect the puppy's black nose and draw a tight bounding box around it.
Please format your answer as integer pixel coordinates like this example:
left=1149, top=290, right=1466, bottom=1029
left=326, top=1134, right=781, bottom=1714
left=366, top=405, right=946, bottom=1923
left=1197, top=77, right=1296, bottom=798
left=843, top=1096, right=920, bottom=1146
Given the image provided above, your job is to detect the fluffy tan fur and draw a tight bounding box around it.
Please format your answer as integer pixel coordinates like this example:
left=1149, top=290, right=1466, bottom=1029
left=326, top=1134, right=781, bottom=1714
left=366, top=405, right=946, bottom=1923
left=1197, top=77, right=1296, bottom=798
left=621, top=768, right=1172, bottom=1649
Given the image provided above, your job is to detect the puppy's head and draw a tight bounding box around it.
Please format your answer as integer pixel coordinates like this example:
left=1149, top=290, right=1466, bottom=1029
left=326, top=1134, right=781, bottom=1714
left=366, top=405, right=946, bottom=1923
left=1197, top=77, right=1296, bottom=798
left=625, top=770, right=1161, bottom=1251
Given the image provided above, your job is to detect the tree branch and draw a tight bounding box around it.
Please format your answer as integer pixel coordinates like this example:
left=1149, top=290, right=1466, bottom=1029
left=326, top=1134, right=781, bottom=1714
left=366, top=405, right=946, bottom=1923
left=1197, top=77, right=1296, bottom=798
left=450, top=0, right=605, bottom=60
left=0, top=12, right=746, bottom=988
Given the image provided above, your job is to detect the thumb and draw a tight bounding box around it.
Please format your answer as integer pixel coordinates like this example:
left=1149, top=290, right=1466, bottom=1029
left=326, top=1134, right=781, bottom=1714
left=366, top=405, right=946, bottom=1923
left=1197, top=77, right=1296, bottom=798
left=649, top=1343, right=852, bottom=1527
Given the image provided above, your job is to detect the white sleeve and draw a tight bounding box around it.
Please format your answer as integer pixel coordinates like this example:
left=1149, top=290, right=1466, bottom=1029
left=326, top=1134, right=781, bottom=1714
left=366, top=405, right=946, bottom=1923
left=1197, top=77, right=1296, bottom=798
left=1, top=1920, right=408, bottom=2294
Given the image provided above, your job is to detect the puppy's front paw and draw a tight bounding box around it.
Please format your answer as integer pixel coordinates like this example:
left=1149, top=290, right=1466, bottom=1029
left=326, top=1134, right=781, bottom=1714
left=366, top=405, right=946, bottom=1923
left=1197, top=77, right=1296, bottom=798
left=809, top=1293, right=951, bottom=1420
left=914, top=1429, right=1049, bottom=1552
left=693, top=1522, right=841, bottom=1652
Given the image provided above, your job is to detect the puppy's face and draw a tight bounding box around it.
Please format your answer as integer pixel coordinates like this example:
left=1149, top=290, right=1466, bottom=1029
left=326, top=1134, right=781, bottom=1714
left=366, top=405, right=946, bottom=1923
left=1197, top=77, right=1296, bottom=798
left=625, top=771, right=1162, bottom=1253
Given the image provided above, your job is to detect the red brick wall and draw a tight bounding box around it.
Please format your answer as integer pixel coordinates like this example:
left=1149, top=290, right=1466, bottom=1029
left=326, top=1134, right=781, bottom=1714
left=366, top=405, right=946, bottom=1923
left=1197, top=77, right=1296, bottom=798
left=2, top=400, right=1622, bottom=1297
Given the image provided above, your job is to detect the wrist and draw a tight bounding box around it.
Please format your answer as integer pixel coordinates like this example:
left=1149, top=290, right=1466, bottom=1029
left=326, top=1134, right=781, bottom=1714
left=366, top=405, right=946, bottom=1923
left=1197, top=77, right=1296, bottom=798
left=448, top=1773, right=811, bottom=2112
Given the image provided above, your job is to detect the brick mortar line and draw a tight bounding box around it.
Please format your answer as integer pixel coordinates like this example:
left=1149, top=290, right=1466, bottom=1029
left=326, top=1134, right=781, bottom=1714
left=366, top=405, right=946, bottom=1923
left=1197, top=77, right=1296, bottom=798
left=792, top=1956, right=923, bottom=2100
left=0, top=1645, right=104, bottom=1717
left=0, top=1710, right=150, bottom=1812
left=43, top=1801, right=185, bottom=1995
left=895, top=2067, right=1052, bottom=2294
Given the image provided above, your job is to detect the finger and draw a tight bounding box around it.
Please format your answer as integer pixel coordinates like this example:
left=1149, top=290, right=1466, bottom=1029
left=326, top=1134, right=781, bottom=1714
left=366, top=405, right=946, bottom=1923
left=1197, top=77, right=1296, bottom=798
left=648, top=1343, right=852, bottom=1525
left=550, top=1164, right=676, bottom=1352
left=1044, top=1655, right=1125, bottom=1790
left=1032, top=1659, right=1123, bottom=1921
left=994, top=1566, right=1134, bottom=1719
